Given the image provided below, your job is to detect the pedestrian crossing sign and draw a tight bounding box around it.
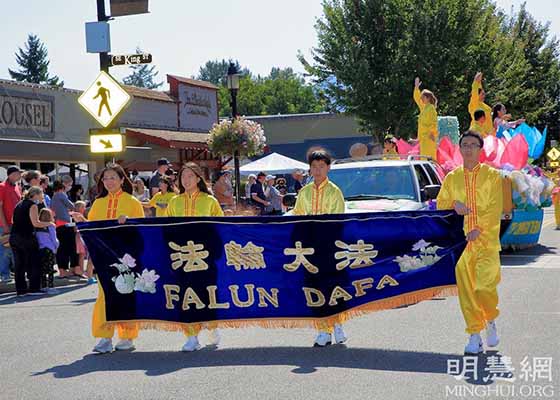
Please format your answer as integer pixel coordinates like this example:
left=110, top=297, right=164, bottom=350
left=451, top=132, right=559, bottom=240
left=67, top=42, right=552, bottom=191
left=78, top=71, right=131, bottom=127
left=546, top=147, right=560, bottom=161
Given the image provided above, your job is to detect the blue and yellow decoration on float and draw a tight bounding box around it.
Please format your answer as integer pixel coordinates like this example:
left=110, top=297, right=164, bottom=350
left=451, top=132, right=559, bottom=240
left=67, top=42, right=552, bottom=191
left=500, top=209, right=544, bottom=248
left=78, top=211, right=466, bottom=332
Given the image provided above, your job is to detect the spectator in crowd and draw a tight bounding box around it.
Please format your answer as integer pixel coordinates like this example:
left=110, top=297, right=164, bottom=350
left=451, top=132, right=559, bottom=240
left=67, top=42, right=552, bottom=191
left=10, top=186, right=54, bottom=296
left=292, top=169, right=305, bottom=193
left=132, top=177, right=150, bottom=202
left=22, top=170, right=41, bottom=190
left=149, top=158, right=171, bottom=197
left=265, top=175, right=283, bottom=215
left=36, top=208, right=59, bottom=294
left=0, top=166, right=22, bottom=282
left=144, top=176, right=176, bottom=217
left=69, top=184, right=84, bottom=203
left=87, top=172, right=101, bottom=204
left=245, top=174, right=257, bottom=201
left=70, top=202, right=96, bottom=285
left=51, top=180, right=80, bottom=278
left=39, top=175, right=52, bottom=208
left=251, top=172, right=270, bottom=215
left=213, top=171, right=234, bottom=209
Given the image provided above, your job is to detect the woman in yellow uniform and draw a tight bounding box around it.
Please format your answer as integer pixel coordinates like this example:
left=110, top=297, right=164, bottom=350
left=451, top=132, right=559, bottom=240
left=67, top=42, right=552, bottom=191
left=143, top=175, right=176, bottom=217
left=413, top=77, right=439, bottom=160
left=469, top=72, right=494, bottom=137
left=167, top=162, right=224, bottom=351
left=90, top=164, right=145, bottom=354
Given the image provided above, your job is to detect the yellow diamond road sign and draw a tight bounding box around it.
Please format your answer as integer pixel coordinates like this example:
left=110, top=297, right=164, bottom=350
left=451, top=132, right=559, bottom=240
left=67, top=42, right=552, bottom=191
left=547, top=148, right=560, bottom=161
left=90, top=134, right=124, bottom=153
left=78, top=71, right=131, bottom=127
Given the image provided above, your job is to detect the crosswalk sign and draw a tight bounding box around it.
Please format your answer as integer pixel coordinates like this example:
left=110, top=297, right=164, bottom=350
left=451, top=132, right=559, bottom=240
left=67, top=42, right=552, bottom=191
left=90, top=133, right=124, bottom=153
left=546, top=148, right=560, bottom=161
left=78, top=71, right=131, bottom=127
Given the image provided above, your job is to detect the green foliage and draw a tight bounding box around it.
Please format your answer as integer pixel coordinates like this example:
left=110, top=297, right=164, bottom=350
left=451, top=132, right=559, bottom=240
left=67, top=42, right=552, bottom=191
left=198, top=64, right=326, bottom=117
left=302, top=0, right=560, bottom=138
left=9, top=34, right=63, bottom=86
left=122, top=47, right=163, bottom=89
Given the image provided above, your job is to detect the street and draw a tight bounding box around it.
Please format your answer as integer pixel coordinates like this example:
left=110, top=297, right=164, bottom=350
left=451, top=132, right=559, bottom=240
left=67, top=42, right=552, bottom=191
left=0, top=209, right=558, bottom=400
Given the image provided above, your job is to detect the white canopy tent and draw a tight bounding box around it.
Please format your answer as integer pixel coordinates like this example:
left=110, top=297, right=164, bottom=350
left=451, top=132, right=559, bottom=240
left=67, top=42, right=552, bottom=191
left=239, top=152, right=308, bottom=175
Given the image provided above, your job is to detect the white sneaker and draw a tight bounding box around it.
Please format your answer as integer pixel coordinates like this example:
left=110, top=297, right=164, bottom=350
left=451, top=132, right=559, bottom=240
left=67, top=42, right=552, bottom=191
left=464, top=334, right=484, bottom=355
left=115, top=339, right=135, bottom=351
left=486, top=321, right=500, bottom=348
left=182, top=336, right=201, bottom=352
left=333, top=324, right=347, bottom=344
left=208, top=329, right=221, bottom=346
left=93, top=338, right=113, bottom=354
left=313, top=332, right=332, bottom=347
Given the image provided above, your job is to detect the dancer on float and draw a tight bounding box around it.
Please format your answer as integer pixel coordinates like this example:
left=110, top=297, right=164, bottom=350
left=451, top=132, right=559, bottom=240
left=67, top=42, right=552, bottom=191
left=469, top=72, right=493, bottom=137
left=413, top=77, right=439, bottom=160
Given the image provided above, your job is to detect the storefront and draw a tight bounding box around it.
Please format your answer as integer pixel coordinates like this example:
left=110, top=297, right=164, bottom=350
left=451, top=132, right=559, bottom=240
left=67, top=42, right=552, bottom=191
left=0, top=74, right=222, bottom=184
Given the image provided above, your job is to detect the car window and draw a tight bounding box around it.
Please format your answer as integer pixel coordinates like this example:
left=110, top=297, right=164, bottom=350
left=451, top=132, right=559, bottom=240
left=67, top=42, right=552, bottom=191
left=329, top=165, right=417, bottom=201
left=425, top=164, right=441, bottom=185
left=414, top=165, right=431, bottom=190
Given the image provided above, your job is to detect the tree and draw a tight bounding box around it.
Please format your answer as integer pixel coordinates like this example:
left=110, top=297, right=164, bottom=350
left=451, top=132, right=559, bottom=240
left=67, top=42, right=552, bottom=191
left=9, top=34, right=62, bottom=86
left=197, top=59, right=250, bottom=86
left=301, top=0, right=560, bottom=139
left=122, top=47, right=163, bottom=89
left=217, top=67, right=326, bottom=117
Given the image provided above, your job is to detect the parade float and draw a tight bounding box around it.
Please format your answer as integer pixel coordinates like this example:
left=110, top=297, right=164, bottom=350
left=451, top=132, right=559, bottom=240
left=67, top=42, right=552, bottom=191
left=435, top=123, right=552, bottom=250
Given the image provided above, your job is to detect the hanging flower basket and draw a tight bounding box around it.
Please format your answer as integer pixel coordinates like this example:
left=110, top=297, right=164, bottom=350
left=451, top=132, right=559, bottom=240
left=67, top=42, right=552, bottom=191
left=207, top=117, right=266, bottom=158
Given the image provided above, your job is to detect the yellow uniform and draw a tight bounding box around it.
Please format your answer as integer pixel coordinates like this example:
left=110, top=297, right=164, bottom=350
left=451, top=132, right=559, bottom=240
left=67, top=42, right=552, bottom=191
left=554, top=186, right=560, bottom=228
left=166, top=191, right=224, bottom=217
left=413, top=87, right=439, bottom=160
left=149, top=191, right=176, bottom=217
left=470, top=120, right=486, bottom=137
left=469, top=81, right=493, bottom=137
left=293, top=179, right=345, bottom=216
left=89, top=191, right=145, bottom=340
left=166, top=190, right=223, bottom=336
left=293, top=178, right=345, bottom=332
left=437, top=164, right=503, bottom=334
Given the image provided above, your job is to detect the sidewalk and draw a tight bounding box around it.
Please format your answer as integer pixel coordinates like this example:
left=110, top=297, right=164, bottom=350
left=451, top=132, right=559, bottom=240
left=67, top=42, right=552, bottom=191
left=0, top=275, right=93, bottom=294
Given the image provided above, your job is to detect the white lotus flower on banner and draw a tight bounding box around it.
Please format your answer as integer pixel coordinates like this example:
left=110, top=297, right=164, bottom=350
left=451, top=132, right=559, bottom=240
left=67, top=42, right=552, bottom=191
left=113, top=273, right=136, bottom=294
left=109, top=254, right=159, bottom=295
left=134, top=269, right=160, bottom=294
left=394, top=239, right=445, bottom=272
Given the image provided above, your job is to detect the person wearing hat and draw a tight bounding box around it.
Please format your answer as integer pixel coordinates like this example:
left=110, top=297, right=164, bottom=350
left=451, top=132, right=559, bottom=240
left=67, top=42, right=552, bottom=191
left=213, top=170, right=234, bottom=210
left=0, top=166, right=22, bottom=282
left=250, top=172, right=270, bottom=215
left=149, top=158, right=171, bottom=197
left=265, top=175, right=283, bottom=215
left=292, top=169, right=305, bottom=194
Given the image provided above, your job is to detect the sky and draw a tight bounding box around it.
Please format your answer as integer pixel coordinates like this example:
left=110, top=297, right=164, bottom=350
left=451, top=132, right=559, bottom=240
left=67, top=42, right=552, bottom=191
left=1, top=0, right=559, bottom=91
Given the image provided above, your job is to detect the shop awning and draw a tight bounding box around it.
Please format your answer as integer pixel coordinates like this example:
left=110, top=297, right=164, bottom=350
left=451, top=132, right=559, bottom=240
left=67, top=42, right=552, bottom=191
left=0, top=137, right=151, bottom=163
left=125, top=128, right=209, bottom=150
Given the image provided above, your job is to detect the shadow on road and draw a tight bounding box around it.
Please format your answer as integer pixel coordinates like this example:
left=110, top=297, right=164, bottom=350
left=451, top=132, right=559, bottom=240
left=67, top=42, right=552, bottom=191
left=32, top=346, right=504, bottom=384
left=0, top=284, right=91, bottom=306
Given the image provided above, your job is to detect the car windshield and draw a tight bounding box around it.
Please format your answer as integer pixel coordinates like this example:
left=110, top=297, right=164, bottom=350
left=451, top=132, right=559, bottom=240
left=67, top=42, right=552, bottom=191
left=329, top=165, right=418, bottom=201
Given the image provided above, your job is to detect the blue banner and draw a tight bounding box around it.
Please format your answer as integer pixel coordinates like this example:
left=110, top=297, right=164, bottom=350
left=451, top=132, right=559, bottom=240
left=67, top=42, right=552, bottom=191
left=500, top=209, right=544, bottom=248
left=79, top=211, right=466, bottom=330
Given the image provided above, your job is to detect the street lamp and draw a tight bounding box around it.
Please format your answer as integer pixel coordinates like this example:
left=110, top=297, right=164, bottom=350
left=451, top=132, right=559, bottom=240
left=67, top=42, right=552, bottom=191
left=227, top=62, right=241, bottom=205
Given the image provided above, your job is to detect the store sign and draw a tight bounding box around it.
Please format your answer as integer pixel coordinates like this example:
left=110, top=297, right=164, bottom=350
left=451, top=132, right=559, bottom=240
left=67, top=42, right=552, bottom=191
left=0, top=93, right=54, bottom=135
left=178, top=84, right=218, bottom=133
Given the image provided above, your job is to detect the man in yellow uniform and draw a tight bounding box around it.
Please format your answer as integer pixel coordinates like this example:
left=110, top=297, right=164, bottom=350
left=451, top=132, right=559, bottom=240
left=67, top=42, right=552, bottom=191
left=437, top=131, right=503, bottom=354
left=293, top=150, right=346, bottom=347
left=471, top=109, right=488, bottom=137
left=469, top=72, right=494, bottom=137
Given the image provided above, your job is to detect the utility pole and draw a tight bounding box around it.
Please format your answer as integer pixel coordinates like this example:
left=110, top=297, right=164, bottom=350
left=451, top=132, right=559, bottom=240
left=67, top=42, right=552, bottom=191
left=96, top=0, right=111, bottom=73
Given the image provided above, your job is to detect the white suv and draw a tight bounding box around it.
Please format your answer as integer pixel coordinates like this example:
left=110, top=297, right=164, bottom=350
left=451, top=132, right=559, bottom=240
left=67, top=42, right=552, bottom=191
left=328, top=155, right=444, bottom=213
